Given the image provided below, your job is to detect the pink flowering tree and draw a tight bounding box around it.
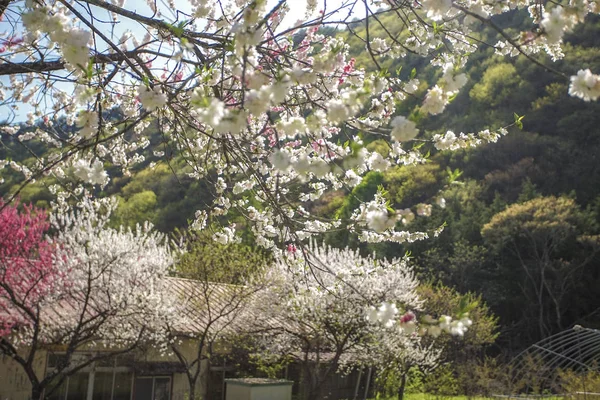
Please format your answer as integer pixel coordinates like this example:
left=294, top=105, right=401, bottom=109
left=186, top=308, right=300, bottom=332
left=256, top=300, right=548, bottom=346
left=0, top=0, right=598, bottom=258
left=0, top=200, right=59, bottom=336
left=0, top=200, right=66, bottom=398
left=252, top=242, right=467, bottom=400
left=0, top=197, right=175, bottom=400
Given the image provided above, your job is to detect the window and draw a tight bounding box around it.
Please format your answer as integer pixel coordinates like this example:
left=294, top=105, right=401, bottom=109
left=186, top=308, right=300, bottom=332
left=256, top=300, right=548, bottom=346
left=45, top=354, right=133, bottom=400
left=133, top=377, right=171, bottom=400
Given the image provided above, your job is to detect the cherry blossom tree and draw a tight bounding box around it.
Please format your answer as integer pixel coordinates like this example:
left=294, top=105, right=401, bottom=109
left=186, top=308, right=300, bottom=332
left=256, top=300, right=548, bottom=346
left=347, top=331, right=442, bottom=400
left=251, top=242, right=466, bottom=400
left=0, top=197, right=175, bottom=400
left=166, top=239, right=267, bottom=400
left=1, top=0, right=599, bottom=259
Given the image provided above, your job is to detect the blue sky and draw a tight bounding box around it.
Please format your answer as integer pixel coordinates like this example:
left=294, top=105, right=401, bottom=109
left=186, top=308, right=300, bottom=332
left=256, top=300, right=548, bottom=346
left=0, top=0, right=348, bottom=123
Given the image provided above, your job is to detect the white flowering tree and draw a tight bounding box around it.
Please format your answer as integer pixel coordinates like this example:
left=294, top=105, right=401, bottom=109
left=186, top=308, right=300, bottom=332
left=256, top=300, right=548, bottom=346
left=348, top=309, right=474, bottom=400
left=1, top=0, right=599, bottom=257
left=251, top=242, right=464, bottom=400
left=165, top=239, right=268, bottom=400
left=345, top=330, right=443, bottom=400
left=0, top=197, right=174, bottom=400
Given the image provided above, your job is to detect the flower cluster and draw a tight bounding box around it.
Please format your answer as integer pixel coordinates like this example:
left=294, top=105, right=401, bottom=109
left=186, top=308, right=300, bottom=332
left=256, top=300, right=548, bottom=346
left=137, top=85, right=168, bottom=111
left=433, top=128, right=509, bottom=151
left=22, top=5, right=91, bottom=71
left=366, top=302, right=472, bottom=338
left=569, top=69, right=600, bottom=101
left=0, top=201, right=59, bottom=337
left=72, top=158, right=109, bottom=186
left=254, top=242, right=425, bottom=371
left=0, top=0, right=599, bottom=258
left=421, top=314, right=474, bottom=337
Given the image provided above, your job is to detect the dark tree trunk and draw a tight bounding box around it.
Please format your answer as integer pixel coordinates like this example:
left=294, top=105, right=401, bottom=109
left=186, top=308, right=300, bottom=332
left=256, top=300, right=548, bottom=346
left=302, top=365, right=323, bottom=400
left=187, top=374, right=199, bottom=400
left=306, top=386, right=323, bottom=400
left=397, top=373, right=407, bottom=400
left=32, top=385, right=44, bottom=400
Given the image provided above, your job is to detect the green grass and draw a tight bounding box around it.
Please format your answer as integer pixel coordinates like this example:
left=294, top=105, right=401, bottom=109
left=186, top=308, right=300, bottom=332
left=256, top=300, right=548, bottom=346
left=369, top=395, right=569, bottom=400
left=406, top=395, right=489, bottom=400
left=370, top=395, right=489, bottom=400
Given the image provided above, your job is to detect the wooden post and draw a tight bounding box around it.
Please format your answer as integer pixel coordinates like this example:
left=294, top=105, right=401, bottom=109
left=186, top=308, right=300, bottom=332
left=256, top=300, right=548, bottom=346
left=353, top=369, right=363, bottom=400
left=363, top=367, right=372, bottom=400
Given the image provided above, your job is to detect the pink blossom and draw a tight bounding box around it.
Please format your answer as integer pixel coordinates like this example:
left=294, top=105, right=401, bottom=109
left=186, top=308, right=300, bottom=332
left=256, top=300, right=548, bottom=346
left=400, top=311, right=416, bottom=323
left=0, top=201, right=60, bottom=336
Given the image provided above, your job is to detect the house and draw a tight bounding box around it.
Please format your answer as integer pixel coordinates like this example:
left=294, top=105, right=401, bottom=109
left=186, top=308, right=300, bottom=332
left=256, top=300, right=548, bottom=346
left=0, top=276, right=375, bottom=400
left=0, top=338, right=204, bottom=400
left=0, top=277, right=247, bottom=400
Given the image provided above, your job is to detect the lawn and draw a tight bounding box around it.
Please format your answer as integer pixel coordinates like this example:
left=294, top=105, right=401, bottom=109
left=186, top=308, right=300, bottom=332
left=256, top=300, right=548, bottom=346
left=370, top=394, right=569, bottom=400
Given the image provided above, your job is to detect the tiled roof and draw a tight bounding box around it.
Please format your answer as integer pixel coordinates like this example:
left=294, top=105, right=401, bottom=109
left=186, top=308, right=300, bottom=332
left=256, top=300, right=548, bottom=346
left=151, top=276, right=260, bottom=336
left=0, top=275, right=261, bottom=337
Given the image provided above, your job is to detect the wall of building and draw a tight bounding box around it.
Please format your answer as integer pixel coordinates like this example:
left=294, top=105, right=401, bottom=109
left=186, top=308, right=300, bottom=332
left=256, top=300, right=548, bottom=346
left=0, top=337, right=207, bottom=400
left=0, top=349, right=47, bottom=400
left=138, top=337, right=207, bottom=400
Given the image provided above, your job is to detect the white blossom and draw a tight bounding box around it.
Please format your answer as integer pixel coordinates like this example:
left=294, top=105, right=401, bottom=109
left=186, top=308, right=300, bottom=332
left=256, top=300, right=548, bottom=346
left=569, top=69, right=600, bottom=101
left=76, top=110, right=99, bottom=139
left=421, top=0, right=452, bottom=21
left=368, top=152, right=391, bottom=172
left=73, top=159, right=109, bottom=186
left=377, top=302, right=399, bottom=328
left=436, top=197, right=447, bottom=208
left=326, top=98, right=350, bottom=124
left=344, top=169, right=362, bottom=187
left=541, top=6, right=569, bottom=43
left=270, top=149, right=292, bottom=172
left=370, top=37, right=389, bottom=53
left=213, top=227, right=237, bottom=245
left=137, top=85, right=168, bottom=111
left=442, top=65, right=468, bottom=93
left=422, top=85, right=448, bottom=115
left=390, top=115, right=419, bottom=142
left=417, top=203, right=432, bottom=217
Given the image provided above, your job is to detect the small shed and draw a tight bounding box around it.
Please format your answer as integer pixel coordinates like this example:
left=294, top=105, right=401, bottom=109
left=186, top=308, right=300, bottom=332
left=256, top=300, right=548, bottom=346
left=225, top=378, right=293, bottom=400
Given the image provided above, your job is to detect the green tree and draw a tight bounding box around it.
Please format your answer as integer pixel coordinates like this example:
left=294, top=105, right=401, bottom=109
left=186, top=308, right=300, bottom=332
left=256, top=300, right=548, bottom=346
left=418, top=284, right=498, bottom=398
left=113, top=190, right=158, bottom=228
left=375, top=283, right=498, bottom=400
left=176, top=230, right=271, bottom=284
left=482, top=196, right=600, bottom=341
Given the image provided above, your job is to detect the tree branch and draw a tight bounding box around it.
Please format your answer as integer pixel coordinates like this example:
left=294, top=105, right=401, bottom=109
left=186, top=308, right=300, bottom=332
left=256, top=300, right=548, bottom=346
left=0, top=51, right=147, bottom=76
left=77, top=0, right=225, bottom=41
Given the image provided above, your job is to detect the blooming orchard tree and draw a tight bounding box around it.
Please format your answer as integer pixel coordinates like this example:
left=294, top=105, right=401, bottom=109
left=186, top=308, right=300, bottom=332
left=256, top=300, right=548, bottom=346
left=345, top=331, right=442, bottom=400
left=348, top=298, right=475, bottom=400
left=1, top=0, right=599, bottom=258
left=166, top=239, right=267, bottom=400
left=0, top=197, right=175, bottom=400
left=0, top=201, right=59, bottom=337
left=252, top=242, right=466, bottom=400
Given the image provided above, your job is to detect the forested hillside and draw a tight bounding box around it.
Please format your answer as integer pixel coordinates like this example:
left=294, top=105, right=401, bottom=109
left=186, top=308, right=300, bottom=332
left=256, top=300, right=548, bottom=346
left=328, top=11, right=600, bottom=351
left=2, top=10, right=600, bottom=354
